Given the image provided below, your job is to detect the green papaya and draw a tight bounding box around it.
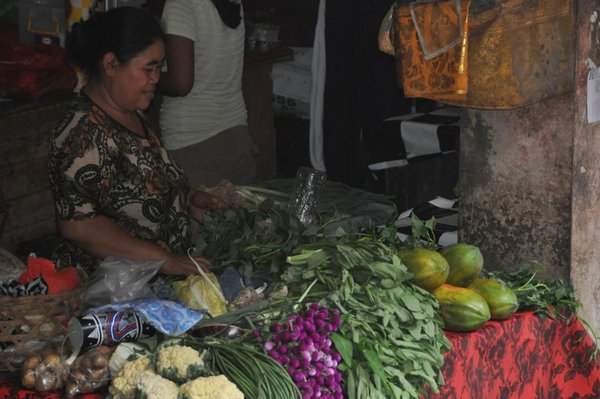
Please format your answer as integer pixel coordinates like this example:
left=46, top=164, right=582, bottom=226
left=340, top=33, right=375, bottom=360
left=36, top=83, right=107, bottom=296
left=439, top=243, right=484, bottom=287
left=397, top=247, right=449, bottom=291
left=467, top=277, right=519, bottom=320
left=432, top=283, right=491, bottom=332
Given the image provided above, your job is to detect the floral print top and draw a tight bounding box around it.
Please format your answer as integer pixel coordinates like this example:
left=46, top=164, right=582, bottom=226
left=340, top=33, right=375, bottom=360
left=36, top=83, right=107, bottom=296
left=48, top=95, right=193, bottom=275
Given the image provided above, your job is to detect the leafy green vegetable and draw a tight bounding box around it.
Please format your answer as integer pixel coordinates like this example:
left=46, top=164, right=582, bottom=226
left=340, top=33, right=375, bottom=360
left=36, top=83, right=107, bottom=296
left=191, top=183, right=449, bottom=397
left=404, top=214, right=439, bottom=250
left=193, top=180, right=398, bottom=280
left=483, top=260, right=598, bottom=359
left=282, top=231, right=450, bottom=399
left=193, top=203, right=311, bottom=278
left=482, top=261, right=580, bottom=320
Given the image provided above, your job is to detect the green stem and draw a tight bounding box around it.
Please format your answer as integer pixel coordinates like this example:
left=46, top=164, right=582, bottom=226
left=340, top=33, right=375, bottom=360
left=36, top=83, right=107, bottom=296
left=286, top=250, right=321, bottom=265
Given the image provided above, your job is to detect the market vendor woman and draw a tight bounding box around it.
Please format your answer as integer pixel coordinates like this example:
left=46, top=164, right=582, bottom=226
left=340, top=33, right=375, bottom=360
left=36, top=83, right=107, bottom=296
left=48, top=7, right=225, bottom=277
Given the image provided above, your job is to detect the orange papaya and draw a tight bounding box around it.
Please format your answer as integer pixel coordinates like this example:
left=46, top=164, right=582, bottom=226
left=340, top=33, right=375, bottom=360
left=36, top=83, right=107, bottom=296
left=439, top=243, right=484, bottom=287
left=467, top=277, right=519, bottom=320
left=397, top=248, right=449, bottom=291
left=432, top=283, right=491, bottom=332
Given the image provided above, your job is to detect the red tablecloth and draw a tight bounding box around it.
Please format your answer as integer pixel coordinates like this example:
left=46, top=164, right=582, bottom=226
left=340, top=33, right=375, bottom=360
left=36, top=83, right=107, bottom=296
left=1, top=312, right=598, bottom=398
left=434, top=311, right=600, bottom=399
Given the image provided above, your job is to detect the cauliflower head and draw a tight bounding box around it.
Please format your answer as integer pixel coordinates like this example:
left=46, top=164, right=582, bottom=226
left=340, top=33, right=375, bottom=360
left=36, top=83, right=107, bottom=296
left=109, top=356, right=152, bottom=399
left=156, top=345, right=207, bottom=383
left=179, top=375, right=244, bottom=399
left=135, top=370, right=179, bottom=399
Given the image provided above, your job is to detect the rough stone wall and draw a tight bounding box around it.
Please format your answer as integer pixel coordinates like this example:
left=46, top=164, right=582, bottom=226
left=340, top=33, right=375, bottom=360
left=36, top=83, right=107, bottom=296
left=460, top=0, right=600, bottom=336
left=459, top=96, right=574, bottom=281
left=571, top=0, right=600, bottom=336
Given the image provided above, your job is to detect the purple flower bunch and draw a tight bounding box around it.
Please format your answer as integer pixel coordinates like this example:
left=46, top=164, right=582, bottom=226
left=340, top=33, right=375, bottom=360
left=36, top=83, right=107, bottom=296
left=254, top=303, right=344, bottom=399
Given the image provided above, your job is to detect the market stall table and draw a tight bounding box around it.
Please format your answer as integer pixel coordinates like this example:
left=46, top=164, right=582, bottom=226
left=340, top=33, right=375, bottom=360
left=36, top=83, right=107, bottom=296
left=1, top=311, right=597, bottom=398
left=432, top=311, right=600, bottom=399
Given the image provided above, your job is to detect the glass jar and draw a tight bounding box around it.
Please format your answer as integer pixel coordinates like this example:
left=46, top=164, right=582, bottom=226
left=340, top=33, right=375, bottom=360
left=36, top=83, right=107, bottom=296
left=289, top=167, right=327, bottom=226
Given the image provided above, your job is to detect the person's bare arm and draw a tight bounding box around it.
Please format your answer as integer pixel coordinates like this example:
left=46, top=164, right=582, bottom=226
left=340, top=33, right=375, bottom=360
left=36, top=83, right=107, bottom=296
left=158, top=34, right=195, bottom=96
left=57, top=215, right=210, bottom=274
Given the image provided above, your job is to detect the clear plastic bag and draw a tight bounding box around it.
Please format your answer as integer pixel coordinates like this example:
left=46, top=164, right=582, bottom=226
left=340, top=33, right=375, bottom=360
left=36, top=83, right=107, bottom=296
left=65, top=345, right=113, bottom=397
left=84, top=257, right=163, bottom=307
left=20, top=346, right=68, bottom=392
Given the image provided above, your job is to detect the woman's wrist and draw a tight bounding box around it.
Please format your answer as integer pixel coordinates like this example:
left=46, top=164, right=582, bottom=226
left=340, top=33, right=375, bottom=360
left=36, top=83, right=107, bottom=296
left=188, top=189, right=206, bottom=209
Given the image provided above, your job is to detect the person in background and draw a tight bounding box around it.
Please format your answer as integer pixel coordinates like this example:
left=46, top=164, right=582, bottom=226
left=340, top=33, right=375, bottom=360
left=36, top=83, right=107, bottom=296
left=48, top=7, right=226, bottom=277
left=158, top=0, right=257, bottom=188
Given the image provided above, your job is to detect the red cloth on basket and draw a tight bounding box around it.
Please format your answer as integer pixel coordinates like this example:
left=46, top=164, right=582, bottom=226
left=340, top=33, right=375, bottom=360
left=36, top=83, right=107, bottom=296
left=18, top=256, right=81, bottom=294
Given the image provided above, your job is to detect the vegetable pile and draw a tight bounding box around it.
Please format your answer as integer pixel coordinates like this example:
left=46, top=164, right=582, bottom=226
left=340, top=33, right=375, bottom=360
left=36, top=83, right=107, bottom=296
left=482, top=261, right=599, bottom=358
left=18, top=181, right=598, bottom=398
left=107, top=339, right=300, bottom=399
left=281, top=234, right=451, bottom=399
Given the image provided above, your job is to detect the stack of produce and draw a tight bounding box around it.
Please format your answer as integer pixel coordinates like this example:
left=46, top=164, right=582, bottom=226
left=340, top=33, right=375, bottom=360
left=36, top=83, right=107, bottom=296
left=9, top=182, right=593, bottom=398
left=281, top=236, right=450, bottom=399
left=106, top=338, right=300, bottom=399
left=398, top=241, right=519, bottom=332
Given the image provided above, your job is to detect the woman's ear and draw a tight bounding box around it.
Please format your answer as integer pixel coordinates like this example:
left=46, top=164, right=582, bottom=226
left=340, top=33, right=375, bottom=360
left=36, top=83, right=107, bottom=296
left=101, top=52, right=120, bottom=76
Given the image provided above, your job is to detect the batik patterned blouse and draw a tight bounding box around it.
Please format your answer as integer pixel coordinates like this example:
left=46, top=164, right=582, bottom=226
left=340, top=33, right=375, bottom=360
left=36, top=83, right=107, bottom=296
left=48, top=95, right=193, bottom=275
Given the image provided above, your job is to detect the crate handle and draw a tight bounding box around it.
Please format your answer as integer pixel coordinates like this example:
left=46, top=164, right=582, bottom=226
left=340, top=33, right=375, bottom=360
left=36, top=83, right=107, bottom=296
left=27, top=15, right=60, bottom=36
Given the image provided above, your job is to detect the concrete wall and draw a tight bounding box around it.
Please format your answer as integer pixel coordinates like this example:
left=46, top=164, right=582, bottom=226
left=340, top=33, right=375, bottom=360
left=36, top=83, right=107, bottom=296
left=459, top=95, right=574, bottom=282
left=571, top=0, right=600, bottom=336
left=460, top=0, right=600, bottom=335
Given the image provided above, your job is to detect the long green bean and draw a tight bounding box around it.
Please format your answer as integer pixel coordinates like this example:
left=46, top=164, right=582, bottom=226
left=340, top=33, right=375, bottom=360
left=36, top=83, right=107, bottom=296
left=187, top=339, right=301, bottom=399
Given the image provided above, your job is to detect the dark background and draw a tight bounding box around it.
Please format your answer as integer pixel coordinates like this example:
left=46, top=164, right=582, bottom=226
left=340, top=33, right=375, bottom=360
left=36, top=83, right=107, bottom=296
left=244, top=0, right=457, bottom=210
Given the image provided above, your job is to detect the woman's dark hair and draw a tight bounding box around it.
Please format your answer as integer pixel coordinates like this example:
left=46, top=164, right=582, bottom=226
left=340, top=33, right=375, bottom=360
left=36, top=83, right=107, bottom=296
left=67, top=7, right=165, bottom=78
left=210, top=0, right=241, bottom=29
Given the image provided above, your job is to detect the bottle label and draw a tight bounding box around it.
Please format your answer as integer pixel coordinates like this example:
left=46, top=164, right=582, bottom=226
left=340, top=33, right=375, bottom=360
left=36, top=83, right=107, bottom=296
left=68, top=310, right=155, bottom=350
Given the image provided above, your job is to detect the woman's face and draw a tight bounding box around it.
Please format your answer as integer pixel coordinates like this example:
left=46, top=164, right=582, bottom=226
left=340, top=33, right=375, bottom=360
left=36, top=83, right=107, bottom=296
left=109, top=40, right=165, bottom=112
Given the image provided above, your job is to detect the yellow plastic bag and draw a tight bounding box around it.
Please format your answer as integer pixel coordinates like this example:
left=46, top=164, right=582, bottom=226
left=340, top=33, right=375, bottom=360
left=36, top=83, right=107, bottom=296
left=173, top=274, right=227, bottom=317
left=394, top=0, right=470, bottom=102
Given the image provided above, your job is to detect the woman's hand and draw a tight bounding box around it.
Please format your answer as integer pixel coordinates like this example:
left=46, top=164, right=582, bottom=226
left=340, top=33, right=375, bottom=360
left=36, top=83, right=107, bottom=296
left=188, top=190, right=228, bottom=223
left=160, top=253, right=212, bottom=275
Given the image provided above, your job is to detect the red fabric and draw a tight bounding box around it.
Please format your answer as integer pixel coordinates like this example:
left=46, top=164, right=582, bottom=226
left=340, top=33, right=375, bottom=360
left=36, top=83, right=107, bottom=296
left=17, top=256, right=55, bottom=284
left=433, top=311, right=600, bottom=399
left=43, top=267, right=82, bottom=295
left=0, top=41, right=77, bottom=100
left=0, top=373, right=103, bottom=398
left=18, top=256, right=81, bottom=294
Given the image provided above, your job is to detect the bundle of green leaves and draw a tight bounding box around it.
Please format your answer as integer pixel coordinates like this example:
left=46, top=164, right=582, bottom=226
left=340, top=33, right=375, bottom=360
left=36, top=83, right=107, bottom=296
left=483, top=262, right=598, bottom=359
left=282, top=231, right=451, bottom=399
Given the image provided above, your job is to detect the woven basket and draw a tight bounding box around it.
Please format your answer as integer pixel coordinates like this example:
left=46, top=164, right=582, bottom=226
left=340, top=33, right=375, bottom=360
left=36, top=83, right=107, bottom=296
left=0, top=281, right=86, bottom=372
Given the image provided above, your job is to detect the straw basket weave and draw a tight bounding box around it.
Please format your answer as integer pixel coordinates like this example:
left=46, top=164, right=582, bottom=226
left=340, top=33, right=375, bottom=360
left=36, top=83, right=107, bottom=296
left=0, top=280, right=86, bottom=372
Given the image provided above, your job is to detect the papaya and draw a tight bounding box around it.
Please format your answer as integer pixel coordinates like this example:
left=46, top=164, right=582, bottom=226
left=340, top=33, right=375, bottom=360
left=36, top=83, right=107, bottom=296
left=467, top=277, right=519, bottom=320
left=397, top=248, right=449, bottom=291
left=432, top=283, right=491, bottom=332
left=439, top=243, right=484, bottom=287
